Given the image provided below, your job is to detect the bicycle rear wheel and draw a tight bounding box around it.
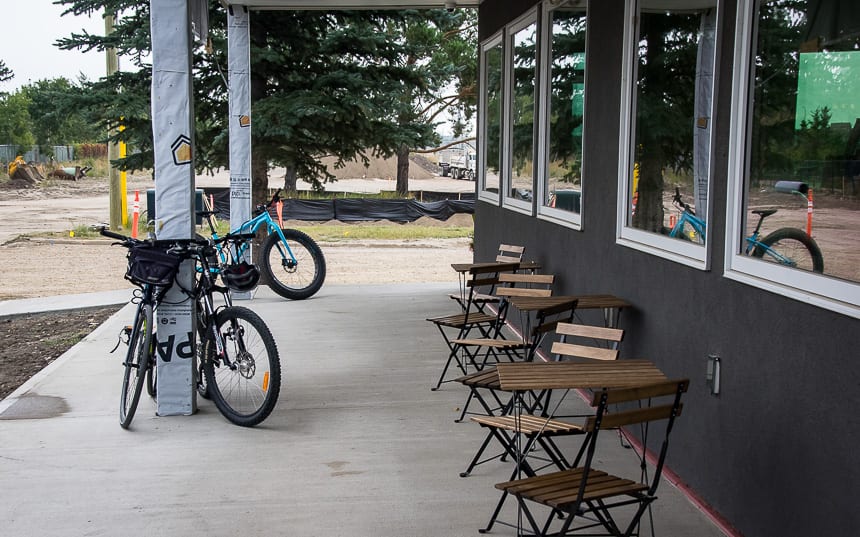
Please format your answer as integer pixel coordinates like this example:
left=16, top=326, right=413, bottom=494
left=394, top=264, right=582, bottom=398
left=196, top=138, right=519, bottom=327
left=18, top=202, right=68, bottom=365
left=121, top=304, right=153, bottom=429
left=202, top=306, right=281, bottom=426
left=752, top=227, right=824, bottom=273
left=259, top=228, right=326, bottom=300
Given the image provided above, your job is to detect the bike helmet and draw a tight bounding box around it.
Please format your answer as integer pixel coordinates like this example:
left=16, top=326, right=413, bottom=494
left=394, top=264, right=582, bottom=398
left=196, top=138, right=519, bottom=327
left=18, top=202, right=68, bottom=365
left=222, top=261, right=260, bottom=292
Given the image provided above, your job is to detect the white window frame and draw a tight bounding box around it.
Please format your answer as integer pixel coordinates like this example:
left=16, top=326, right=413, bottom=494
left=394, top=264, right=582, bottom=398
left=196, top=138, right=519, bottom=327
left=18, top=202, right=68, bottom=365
left=502, top=7, right=540, bottom=216
left=477, top=31, right=504, bottom=206
left=725, top=0, right=860, bottom=319
left=615, top=0, right=719, bottom=271
left=536, top=0, right=585, bottom=230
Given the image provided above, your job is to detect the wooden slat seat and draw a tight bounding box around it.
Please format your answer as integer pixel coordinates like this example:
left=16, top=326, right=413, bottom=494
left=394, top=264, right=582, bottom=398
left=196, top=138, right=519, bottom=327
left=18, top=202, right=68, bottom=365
left=495, top=467, right=648, bottom=508
left=472, top=414, right=584, bottom=436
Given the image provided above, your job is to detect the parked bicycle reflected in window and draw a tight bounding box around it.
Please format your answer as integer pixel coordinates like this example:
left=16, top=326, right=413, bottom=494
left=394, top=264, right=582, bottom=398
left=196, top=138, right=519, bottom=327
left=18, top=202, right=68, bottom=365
left=745, top=0, right=860, bottom=283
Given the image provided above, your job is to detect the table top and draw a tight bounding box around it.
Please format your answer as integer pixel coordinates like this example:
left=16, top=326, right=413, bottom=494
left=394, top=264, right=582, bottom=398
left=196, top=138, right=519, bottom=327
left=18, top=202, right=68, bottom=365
left=508, top=294, right=631, bottom=312
left=495, top=360, right=667, bottom=391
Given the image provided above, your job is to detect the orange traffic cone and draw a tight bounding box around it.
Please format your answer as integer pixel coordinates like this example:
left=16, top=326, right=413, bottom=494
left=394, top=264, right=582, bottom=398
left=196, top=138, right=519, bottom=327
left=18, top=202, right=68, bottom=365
left=131, top=190, right=140, bottom=239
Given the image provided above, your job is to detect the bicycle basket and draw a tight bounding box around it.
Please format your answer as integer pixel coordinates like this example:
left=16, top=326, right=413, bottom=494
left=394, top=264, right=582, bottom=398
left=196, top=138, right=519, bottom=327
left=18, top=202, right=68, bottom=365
left=125, top=243, right=182, bottom=287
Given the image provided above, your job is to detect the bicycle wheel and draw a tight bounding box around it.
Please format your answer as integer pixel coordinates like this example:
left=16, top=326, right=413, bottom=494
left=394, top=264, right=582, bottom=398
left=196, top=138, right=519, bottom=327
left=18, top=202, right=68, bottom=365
left=202, top=306, right=281, bottom=426
left=752, top=227, right=824, bottom=273
left=259, top=228, right=326, bottom=300
left=121, top=304, right=153, bottom=429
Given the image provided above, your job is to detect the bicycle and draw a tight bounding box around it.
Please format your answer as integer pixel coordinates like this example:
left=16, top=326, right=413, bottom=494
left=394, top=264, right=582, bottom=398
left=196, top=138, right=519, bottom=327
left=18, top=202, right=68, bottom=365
left=667, top=187, right=824, bottom=272
left=100, top=227, right=181, bottom=428
left=199, top=188, right=326, bottom=300
left=169, top=235, right=281, bottom=427
left=101, top=227, right=281, bottom=428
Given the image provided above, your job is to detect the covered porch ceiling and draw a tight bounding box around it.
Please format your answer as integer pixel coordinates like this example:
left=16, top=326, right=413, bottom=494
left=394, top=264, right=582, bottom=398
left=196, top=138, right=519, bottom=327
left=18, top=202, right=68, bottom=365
left=223, top=1, right=482, bottom=9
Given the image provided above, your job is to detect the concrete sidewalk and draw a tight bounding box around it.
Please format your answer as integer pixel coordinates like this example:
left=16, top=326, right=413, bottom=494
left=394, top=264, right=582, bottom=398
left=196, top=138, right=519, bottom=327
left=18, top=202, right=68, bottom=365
left=0, top=283, right=724, bottom=537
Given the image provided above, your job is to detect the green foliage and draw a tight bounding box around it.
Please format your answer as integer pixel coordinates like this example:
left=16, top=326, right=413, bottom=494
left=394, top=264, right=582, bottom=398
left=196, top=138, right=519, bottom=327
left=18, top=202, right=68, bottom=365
left=0, top=60, right=12, bottom=84
left=0, top=92, right=35, bottom=147
left=19, top=78, right=103, bottom=145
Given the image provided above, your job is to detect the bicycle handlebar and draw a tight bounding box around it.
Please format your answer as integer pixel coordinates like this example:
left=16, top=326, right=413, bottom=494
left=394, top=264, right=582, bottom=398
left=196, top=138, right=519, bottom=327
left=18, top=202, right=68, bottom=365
left=672, top=187, right=694, bottom=214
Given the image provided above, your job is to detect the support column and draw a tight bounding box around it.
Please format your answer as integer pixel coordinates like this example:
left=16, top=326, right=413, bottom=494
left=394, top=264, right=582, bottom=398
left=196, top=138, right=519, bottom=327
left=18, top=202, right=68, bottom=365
left=151, top=0, right=196, bottom=416
left=228, top=6, right=253, bottom=254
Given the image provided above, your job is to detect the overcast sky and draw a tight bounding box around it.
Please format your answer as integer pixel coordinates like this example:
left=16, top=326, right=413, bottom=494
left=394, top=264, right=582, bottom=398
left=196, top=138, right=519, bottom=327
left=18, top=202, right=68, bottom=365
left=0, top=1, right=108, bottom=92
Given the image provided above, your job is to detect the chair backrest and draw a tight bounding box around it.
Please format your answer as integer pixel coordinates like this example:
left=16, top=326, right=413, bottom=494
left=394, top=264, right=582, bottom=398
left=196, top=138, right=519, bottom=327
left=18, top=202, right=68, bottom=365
left=495, top=273, right=555, bottom=298
left=584, top=379, right=688, bottom=494
left=520, top=298, right=579, bottom=361
left=550, top=322, right=624, bottom=362
left=496, top=243, right=525, bottom=263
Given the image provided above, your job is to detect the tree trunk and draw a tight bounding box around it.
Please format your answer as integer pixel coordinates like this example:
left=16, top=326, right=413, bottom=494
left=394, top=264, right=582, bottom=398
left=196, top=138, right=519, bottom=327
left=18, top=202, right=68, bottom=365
left=632, top=155, right=664, bottom=232
left=283, top=166, right=298, bottom=194
left=396, top=146, right=410, bottom=196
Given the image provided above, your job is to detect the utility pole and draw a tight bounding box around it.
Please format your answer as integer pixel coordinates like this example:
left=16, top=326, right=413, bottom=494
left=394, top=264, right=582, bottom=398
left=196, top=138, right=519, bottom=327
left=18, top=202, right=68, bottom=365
left=105, top=13, right=123, bottom=230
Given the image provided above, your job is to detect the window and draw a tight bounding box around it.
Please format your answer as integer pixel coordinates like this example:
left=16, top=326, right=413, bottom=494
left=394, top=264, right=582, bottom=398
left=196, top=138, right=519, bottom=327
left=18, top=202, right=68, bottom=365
left=478, top=33, right=503, bottom=203
left=727, top=0, right=860, bottom=317
left=537, top=1, right=587, bottom=227
left=504, top=10, right=539, bottom=214
left=617, top=0, right=719, bottom=269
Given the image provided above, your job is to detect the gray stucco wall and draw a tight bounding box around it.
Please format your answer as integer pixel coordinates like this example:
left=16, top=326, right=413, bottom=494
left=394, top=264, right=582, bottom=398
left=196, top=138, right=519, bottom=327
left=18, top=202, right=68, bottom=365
left=475, top=1, right=860, bottom=536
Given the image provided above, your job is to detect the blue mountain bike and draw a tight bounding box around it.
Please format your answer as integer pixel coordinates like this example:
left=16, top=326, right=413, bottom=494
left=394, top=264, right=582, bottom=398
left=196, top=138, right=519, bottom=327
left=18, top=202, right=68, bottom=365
left=668, top=187, right=824, bottom=273
left=200, top=189, right=326, bottom=300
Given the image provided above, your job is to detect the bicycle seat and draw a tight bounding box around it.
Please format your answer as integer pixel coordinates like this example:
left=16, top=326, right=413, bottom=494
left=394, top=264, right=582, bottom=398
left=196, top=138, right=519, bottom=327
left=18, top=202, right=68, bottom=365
left=752, top=209, right=777, bottom=218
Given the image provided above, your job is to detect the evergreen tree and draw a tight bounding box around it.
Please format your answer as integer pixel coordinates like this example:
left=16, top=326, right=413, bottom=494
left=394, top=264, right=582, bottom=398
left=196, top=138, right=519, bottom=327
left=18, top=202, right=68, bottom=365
left=0, top=60, right=12, bottom=84
left=54, top=2, right=476, bottom=202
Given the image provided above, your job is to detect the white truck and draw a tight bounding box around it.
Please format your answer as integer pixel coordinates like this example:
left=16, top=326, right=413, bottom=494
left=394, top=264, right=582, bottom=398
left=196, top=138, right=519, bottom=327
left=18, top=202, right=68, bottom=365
left=439, top=147, right=476, bottom=180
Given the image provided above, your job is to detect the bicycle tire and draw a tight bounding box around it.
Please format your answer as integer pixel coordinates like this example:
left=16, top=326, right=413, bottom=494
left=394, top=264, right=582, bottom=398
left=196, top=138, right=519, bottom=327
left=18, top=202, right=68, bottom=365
left=146, top=356, right=157, bottom=397
left=202, top=306, right=281, bottom=426
left=120, top=304, right=153, bottom=429
left=752, top=227, right=824, bottom=273
left=259, top=228, right=326, bottom=300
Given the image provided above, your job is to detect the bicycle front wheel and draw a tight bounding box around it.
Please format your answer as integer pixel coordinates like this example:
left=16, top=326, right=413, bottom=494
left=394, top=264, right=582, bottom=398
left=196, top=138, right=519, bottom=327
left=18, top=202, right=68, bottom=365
left=259, top=228, right=326, bottom=300
left=121, top=304, right=153, bottom=428
left=752, top=227, right=824, bottom=273
left=202, top=306, right=281, bottom=426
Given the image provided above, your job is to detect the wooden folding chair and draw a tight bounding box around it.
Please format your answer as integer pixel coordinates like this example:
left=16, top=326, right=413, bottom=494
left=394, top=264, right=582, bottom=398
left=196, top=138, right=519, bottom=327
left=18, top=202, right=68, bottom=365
left=459, top=323, right=623, bottom=478
left=449, top=244, right=526, bottom=310
left=485, top=379, right=689, bottom=536
left=451, top=273, right=555, bottom=367
left=427, top=261, right=520, bottom=391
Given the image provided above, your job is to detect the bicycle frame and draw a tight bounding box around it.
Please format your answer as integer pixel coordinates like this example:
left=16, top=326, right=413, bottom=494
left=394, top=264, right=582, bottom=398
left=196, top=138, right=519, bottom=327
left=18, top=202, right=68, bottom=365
left=668, top=191, right=801, bottom=267
left=668, top=209, right=706, bottom=242
left=209, top=208, right=297, bottom=268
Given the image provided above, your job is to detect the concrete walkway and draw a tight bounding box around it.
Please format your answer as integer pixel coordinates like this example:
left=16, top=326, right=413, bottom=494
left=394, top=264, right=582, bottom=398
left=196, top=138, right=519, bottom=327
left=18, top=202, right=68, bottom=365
left=0, top=283, right=724, bottom=537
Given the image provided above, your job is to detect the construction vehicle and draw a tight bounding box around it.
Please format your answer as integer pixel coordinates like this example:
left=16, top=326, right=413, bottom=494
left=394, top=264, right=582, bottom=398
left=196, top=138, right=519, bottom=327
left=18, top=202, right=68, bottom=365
left=438, top=146, right=476, bottom=180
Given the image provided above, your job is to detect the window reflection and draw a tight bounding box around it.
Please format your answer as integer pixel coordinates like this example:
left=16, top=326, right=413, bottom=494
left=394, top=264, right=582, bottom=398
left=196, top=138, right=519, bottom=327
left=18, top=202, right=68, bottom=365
left=543, top=6, right=587, bottom=216
left=747, top=0, right=860, bottom=282
left=510, top=21, right=538, bottom=204
left=628, top=2, right=717, bottom=245
left=481, top=39, right=503, bottom=195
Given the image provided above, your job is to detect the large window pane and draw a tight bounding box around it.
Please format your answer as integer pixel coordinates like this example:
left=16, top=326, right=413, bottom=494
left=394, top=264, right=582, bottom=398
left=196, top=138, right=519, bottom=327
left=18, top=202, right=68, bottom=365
left=541, top=5, right=587, bottom=219
left=745, top=0, right=860, bottom=284
left=626, top=2, right=716, bottom=246
left=507, top=17, right=538, bottom=207
left=480, top=36, right=503, bottom=198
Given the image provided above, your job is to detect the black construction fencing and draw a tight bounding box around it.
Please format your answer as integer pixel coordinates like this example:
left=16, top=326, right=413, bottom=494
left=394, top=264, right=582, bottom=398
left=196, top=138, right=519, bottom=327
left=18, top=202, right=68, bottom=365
left=203, top=188, right=474, bottom=223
